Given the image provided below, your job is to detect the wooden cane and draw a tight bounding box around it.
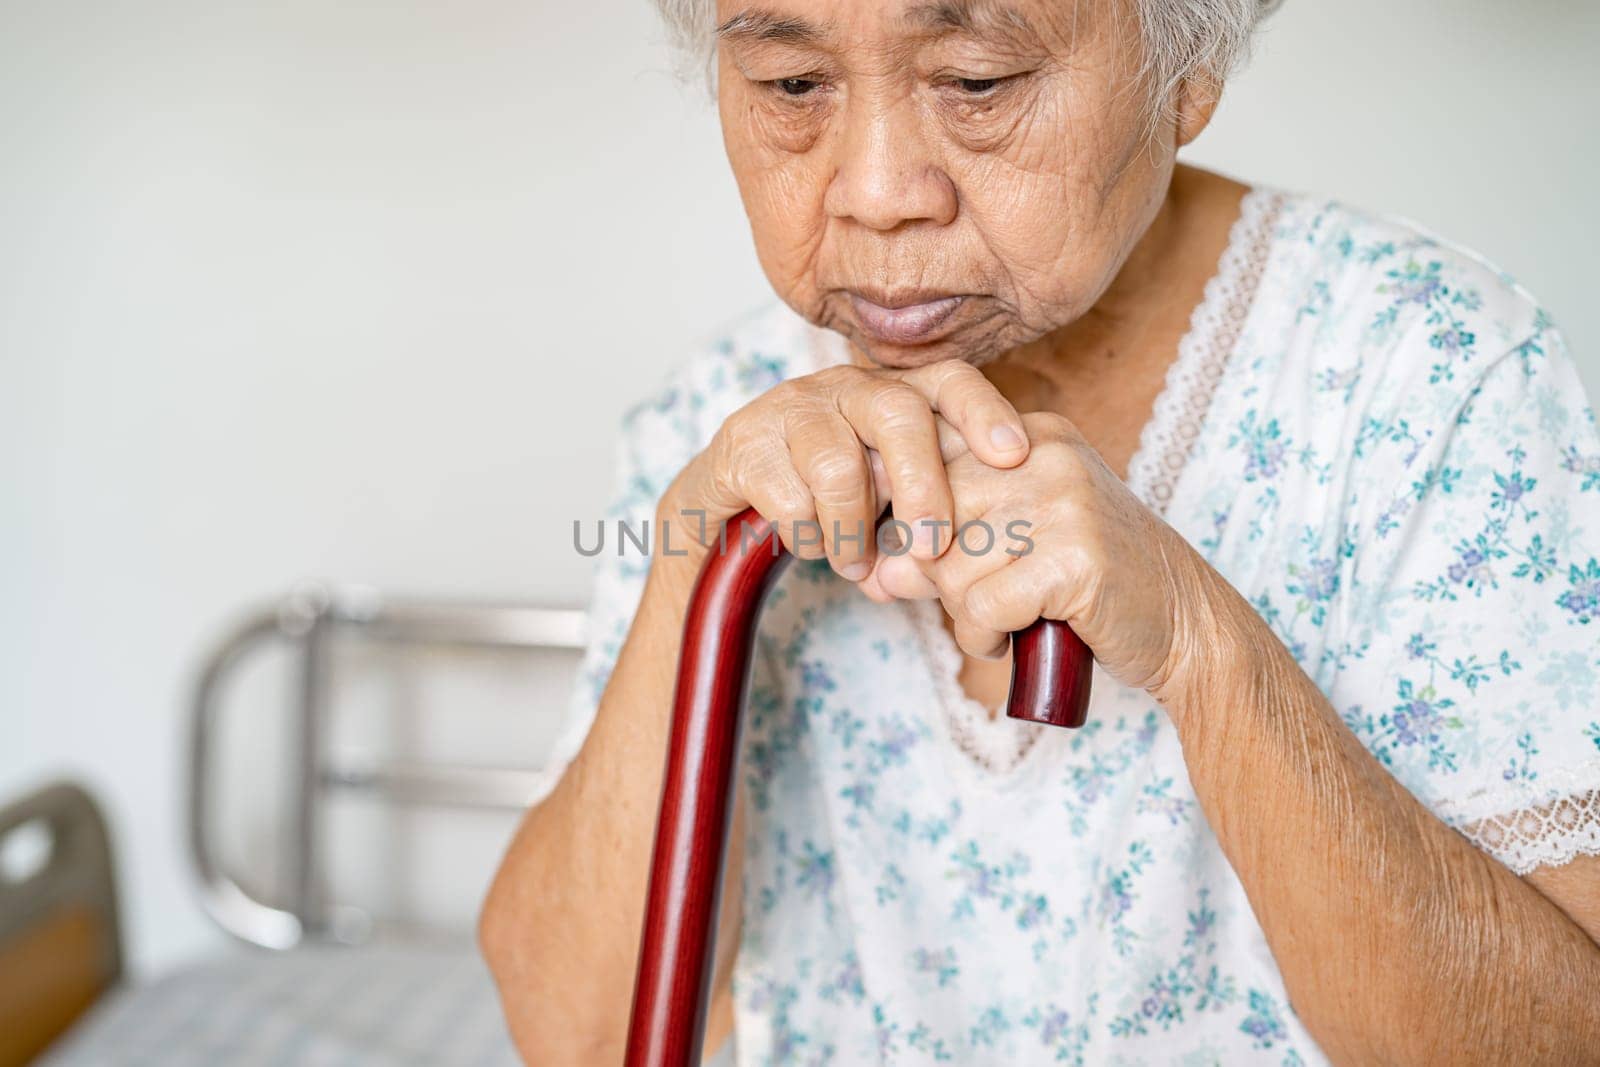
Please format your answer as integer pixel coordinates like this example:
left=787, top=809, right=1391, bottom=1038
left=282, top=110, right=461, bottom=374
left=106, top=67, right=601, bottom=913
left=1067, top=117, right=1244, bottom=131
left=623, top=507, right=1093, bottom=1067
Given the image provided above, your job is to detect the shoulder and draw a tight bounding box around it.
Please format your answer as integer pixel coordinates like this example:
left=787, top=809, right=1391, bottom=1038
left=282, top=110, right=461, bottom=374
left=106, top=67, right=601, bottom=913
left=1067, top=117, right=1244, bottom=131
left=1248, top=190, right=1579, bottom=483
left=1267, top=190, right=1553, bottom=385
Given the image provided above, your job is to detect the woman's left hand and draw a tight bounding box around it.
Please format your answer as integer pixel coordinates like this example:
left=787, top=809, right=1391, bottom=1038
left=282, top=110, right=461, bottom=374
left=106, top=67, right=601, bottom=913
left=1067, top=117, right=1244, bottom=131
left=864, top=408, right=1600, bottom=1067
left=862, top=410, right=1228, bottom=703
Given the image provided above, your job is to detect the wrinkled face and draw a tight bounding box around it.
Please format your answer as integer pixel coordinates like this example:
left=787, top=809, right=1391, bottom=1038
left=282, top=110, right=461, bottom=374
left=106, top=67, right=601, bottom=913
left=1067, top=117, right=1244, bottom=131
left=717, top=0, right=1175, bottom=368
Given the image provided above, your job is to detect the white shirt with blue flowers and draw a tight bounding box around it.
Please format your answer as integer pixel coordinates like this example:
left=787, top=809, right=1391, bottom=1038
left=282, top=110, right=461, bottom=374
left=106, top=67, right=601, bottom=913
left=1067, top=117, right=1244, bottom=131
left=547, top=189, right=1600, bottom=1065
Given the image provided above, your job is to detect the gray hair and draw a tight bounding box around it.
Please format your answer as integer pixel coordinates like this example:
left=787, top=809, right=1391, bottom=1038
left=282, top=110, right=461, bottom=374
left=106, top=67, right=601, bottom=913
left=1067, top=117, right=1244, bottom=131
left=1132, top=0, right=1281, bottom=120
left=651, top=0, right=1280, bottom=131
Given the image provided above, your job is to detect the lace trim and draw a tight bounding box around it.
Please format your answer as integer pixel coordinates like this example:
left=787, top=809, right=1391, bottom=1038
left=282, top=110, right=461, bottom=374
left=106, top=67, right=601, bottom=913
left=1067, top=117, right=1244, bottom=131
left=905, top=599, right=1046, bottom=777
left=1462, top=794, right=1600, bottom=875
left=1124, top=189, right=1285, bottom=516
left=1437, top=765, right=1600, bottom=874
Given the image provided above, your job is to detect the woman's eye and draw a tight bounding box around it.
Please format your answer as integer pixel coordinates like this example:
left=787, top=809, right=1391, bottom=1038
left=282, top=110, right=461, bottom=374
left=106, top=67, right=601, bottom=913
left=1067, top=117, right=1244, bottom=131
left=955, top=77, right=1002, bottom=94
left=771, top=77, right=821, bottom=97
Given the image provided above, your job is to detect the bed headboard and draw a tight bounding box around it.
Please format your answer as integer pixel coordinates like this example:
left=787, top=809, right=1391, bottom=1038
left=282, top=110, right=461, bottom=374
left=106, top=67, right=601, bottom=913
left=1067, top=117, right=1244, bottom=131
left=0, top=781, right=122, bottom=1067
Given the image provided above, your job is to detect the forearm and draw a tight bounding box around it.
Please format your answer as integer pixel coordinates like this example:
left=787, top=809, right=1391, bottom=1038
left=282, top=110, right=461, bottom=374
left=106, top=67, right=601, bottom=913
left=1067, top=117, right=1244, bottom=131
left=1168, top=570, right=1600, bottom=1065
left=481, top=526, right=742, bottom=1062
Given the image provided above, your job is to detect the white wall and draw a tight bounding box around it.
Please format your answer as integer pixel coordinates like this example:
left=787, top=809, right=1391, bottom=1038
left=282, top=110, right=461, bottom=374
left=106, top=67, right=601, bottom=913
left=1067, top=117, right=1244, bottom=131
left=3, top=0, right=1596, bottom=977
left=1185, top=0, right=1600, bottom=366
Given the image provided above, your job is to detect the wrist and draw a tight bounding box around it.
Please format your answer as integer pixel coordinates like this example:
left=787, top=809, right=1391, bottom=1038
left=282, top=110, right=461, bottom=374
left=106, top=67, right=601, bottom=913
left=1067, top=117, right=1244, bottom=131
left=1159, top=571, right=1352, bottom=840
left=1153, top=558, right=1290, bottom=742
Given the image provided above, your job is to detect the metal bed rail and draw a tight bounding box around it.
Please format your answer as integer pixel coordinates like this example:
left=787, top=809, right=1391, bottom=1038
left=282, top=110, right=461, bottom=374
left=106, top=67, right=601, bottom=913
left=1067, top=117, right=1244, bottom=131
left=187, top=583, right=585, bottom=950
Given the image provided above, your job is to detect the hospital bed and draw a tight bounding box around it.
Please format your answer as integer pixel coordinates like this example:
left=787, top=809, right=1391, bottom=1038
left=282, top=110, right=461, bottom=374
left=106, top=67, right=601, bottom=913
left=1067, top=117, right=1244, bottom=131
left=8, top=523, right=1064, bottom=1065
left=1, top=586, right=586, bottom=1066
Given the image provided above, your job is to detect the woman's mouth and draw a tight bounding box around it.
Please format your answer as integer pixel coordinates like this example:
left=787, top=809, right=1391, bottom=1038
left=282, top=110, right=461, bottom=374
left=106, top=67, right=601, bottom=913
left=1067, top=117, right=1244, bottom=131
left=846, top=291, right=966, bottom=345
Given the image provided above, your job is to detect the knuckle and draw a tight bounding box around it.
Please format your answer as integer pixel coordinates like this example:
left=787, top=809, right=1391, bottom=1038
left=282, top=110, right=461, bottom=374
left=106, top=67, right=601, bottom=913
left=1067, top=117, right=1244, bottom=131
left=1026, top=436, right=1087, bottom=481
left=812, top=365, right=857, bottom=392
left=939, top=454, right=984, bottom=497
left=778, top=394, right=833, bottom=438
left=718, top=407, right=751, bottom=443
left=930, top=360, right=1002, bottom=416
left=706, top=424, right=732, bottom=467
left=954, top=621, right=1005, bottom=660
left=750, top=464, right=811, bottom=520
left=1020, top=410, right=1079, bottom=444
left=890, top=469, right=945, bottom=511
left=769, top=484, right=812, bottom=520
left=742, top=431, right=793, bottom=479
left=720, top=408, right=770, bottom=458
left=928, top=359, right=983, bottom=389
left=1053, top=540, right=1097, bottom=584
left=962, top=584, right=1009, bottom=631
left=945, top=451, right=984, bottom=479
left=707, top=426, right=746, bottom=485
left=1033, top=440, right=1081, bottom=478
left=866, top=382, right=927, bottom=429
left=766, top=379, right=802, bottom=408
left=808, top=456, right=868, bottom=507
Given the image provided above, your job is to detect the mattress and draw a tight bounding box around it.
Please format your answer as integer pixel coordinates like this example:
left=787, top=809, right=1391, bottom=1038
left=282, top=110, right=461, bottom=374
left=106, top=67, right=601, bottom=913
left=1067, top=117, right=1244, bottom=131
left=39, top=940, right=520, bottom=1066
left=41, top=938, right=741, bottom=1066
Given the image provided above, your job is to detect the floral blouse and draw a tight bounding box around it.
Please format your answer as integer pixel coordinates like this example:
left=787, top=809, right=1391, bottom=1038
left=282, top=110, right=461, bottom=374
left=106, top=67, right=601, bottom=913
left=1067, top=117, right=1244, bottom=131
left=545, top=189, right=1600, bottom=1065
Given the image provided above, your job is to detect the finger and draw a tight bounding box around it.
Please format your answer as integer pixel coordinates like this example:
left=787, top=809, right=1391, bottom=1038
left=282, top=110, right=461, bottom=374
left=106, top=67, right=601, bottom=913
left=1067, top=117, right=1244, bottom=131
left=865, top=448, right=893, bottom=503
left=923, top=507, right=1041, bottom=657
left=876, top=515, right=909, bottom=555
left=932, top=416, right=968, bottom=464
left=960, top=548, right=1063, bottom=636
left=874, top=552, right=940, bottom=599
left=951, top=615, right=1010, bottom=660
left=897, top=360, right=1029, bottom=469
left=856, top=566, right=897, bottom=603
left=923, top=511, right=1016, bottom=601
left=836, top=379, right=953, bottom=560
left=785, top=412, right=877, bottom=579
left=728, top=430, right=823, bottom=560
left=949, top=548, right=1049, bottom=660
left=941, top=435, right=1081, bottom=530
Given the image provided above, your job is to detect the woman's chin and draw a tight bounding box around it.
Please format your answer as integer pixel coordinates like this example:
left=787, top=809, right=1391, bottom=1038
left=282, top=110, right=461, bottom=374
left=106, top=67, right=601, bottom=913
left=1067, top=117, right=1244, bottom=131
left=865, top=343, right=982, bottom=370
left=833, top=327, right=1004, bottom=371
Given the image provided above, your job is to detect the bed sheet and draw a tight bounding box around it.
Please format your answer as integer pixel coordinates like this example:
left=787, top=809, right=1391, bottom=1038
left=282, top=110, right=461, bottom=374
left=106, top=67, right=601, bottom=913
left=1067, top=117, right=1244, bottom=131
left=39, top=940, right=519, bottom=1066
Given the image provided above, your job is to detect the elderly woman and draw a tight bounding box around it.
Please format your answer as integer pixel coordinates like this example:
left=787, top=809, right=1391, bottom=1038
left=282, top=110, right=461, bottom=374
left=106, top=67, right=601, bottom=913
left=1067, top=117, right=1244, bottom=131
left=481, top=0, right=1600, bottom=1062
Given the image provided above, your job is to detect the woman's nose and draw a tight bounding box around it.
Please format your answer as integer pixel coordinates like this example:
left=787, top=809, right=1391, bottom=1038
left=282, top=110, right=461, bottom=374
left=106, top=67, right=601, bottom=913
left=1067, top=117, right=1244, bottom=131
left=823, top=95, right=958, bottom=232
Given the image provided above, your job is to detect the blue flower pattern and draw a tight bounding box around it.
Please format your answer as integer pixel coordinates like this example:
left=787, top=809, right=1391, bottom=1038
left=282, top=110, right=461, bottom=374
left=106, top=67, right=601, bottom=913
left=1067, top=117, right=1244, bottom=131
left=553, top=193, right=1600, bottom=1063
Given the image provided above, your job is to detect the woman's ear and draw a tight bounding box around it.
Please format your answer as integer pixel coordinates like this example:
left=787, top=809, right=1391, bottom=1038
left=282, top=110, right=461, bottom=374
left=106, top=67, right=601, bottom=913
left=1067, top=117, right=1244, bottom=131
left=1174, top=72, right=1224, bottom=148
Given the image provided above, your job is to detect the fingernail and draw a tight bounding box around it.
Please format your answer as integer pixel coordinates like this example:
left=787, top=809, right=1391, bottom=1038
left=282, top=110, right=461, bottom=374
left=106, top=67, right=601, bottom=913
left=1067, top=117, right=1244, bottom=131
left=990, top=425, right=1025, bottom=452
left=841, top=560, right=872, bottom=581
left=911, top=519, right=945, bottom=558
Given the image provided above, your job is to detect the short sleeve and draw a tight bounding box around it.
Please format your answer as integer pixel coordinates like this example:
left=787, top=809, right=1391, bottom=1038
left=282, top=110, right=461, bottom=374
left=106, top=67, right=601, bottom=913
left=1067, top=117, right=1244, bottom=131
left=1331, top=320, right=1600, bottom=873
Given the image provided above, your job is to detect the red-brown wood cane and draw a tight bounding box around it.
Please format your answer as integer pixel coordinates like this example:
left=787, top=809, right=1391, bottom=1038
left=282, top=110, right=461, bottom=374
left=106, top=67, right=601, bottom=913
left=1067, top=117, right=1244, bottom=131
left=623, top=507, right=1093, bottom=1067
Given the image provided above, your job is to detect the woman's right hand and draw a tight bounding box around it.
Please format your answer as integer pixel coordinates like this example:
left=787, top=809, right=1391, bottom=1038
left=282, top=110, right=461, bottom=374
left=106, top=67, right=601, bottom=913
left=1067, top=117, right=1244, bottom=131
left=659, top=359, right=1032, bottom=582
left=486, top=358, right=1028, bottom=1063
